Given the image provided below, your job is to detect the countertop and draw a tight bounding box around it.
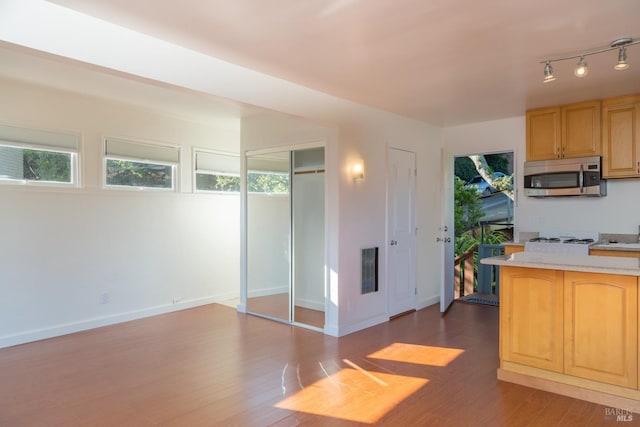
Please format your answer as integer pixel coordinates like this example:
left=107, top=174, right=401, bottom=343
left=501, top=242, right=640, bottom=252
left=590, top=243, right=640, bottom=252
left=481, top=252, right=640, bottom=276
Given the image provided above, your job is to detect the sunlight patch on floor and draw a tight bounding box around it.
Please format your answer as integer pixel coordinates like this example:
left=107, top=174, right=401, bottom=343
left=368, top=343, right=464, bottom=367
left=275, top=365, right=428, bottom=424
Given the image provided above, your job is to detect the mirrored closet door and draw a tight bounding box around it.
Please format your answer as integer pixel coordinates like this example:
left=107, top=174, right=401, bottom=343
left=246, top=146, right=325, bottom=330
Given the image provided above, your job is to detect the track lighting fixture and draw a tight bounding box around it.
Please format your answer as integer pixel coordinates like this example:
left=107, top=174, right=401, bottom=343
left=543, top=62, right=555, bottom=83
left=541, top=37, right=638, bottom=83
left=574, top=56, right=588, bottom=77
left=615, top=46, right=629, bottom=71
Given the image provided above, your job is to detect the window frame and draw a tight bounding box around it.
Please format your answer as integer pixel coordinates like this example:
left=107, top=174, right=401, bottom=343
left=103, top=136, right=180, bottom=192
left=193, top=148, right=240, bottom=194
left=0, top=139, right=79, bottom=188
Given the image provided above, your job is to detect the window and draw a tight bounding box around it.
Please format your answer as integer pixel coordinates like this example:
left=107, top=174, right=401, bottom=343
left=194, top=150, right=240, bottom=193
left=247, top=171, right=289, bottom=194
left=0, top=124, right=78, bottom=186
left=246, top=152, right=290, bottom=195
left=104, top=137, right=179, bottom=190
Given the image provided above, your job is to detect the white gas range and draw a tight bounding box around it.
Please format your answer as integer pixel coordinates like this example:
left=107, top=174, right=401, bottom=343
left=524, top=231, right=599, bottom=256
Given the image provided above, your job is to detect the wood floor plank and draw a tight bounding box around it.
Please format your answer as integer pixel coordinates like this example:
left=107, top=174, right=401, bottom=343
left=0, top=301, right=631, bottom=426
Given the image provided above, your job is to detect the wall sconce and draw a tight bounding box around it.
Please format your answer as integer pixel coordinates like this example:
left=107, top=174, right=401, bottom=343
left=351, top=161, right=364, bottom=180
left=540, top=37, right=638, bottom=83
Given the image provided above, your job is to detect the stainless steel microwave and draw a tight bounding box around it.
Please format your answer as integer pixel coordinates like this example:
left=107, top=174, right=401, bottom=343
left=523, top=156, right=606, bottom=197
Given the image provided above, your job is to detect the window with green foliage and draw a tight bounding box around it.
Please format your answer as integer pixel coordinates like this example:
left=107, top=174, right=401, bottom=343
left=0, top=144, right=75, bottom=185
left=104, top=137, right=178, bottom=190
left=194, top=150, right=240, bottom=193
left=0, top=124, right=79, bottom=187
left=247, top=171, right=289, bottom=194
left=196, top=173, right=240, bottom=192
left=106, top=159, right=173, bottom=189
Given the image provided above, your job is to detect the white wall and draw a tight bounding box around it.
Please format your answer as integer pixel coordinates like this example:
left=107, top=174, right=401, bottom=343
left=1, top=6, right=447, bottom=338
left=444, top=116, right=640, bottom=237
left=335, top=115, right=443, bottom=336
left=0, top=78, right=241, bottom=347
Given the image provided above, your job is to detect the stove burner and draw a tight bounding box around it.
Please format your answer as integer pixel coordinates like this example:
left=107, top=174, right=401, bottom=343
left=529, top=237, right=595, bottom=244
left=562, top=238, right=595, bottom=244
left=529, top=237, right=560, bottom=243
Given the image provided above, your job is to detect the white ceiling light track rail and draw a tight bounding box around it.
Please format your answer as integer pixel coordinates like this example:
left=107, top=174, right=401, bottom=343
left=541, top=37, right=639, bottom=83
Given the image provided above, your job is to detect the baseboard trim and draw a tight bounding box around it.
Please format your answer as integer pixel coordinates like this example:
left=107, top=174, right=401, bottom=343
left=417, top=295, right=439, bottom=311
left=0, top=294, right=237, bottom=349
left=390, top=309, right=416, bottom=320
left=337, top=313, right=389, bottom=337
left=498, top=365, right=640, bottom=413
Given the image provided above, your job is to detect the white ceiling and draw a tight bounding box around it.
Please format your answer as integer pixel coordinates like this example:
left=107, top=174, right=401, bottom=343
left=5, top=0, right=640, bottom=126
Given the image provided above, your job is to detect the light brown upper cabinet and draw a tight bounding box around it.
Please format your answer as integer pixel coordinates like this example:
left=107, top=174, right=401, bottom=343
left=602, top=95, right=640, bottom=179
left=526, top=101, right=601, bottom=161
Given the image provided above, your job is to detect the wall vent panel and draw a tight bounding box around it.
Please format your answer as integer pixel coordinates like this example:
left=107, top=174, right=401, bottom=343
left=361, top=247, right=379, bottom=294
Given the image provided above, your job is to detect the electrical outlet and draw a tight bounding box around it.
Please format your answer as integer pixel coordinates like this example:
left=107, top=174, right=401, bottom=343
left=99, top=292, right=109, bottom=304
left=172, top=297, right=182, bottom=304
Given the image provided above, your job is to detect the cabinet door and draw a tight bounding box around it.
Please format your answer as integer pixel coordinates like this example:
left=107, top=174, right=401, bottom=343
left=562, top=101, right=601, bottom=158
left=501, top=267, right=564, bottom=372
left=602, top=96, right=640, bottom=178
left=564, top=272, right=638, bottom=388
left=527, top=108, right=561, bottom=161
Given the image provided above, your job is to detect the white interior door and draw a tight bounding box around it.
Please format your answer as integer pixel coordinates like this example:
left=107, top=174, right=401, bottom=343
left=387, top=148, right=417, bottom=317
left=440, top=149, right=455, bottom=312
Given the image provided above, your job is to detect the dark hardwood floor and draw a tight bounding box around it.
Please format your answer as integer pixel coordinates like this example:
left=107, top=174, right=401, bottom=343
left=0, top=302, right=630, bottom=426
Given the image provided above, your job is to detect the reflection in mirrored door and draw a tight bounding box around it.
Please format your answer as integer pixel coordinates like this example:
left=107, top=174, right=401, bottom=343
left=245, top=146, right=325, bottom=330
left=246, top=150, right=291, bottom=322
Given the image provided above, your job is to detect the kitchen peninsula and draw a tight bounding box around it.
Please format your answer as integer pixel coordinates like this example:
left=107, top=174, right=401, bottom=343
left=482, top=252, right=640, bottom=411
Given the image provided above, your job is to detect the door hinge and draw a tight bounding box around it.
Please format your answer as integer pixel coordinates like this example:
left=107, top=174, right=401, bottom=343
left=414, top=288, right=417, bottom=295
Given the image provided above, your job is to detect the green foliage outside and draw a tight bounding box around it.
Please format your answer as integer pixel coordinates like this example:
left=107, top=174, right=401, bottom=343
left=106, top=159, right=172, bottom=188
left=454, top=175, right=508, bottom=255
left=454, top=154, right=510, bottom=183
left=23, top=149, right=71, bottom=182
left=454, top=176, right=483, bottom=236
left=196, top=173, right=240, bottom=192
left=454, top=153, right=513, bottom=257
left=248, top=171, right=289, bottom=194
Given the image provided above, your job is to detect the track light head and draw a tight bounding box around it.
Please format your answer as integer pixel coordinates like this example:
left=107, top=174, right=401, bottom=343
left=543, top=62, right=555, bottom=83
left=615, top=46, right=629, bottom=71
left=574, top=57, right=589, bottom=77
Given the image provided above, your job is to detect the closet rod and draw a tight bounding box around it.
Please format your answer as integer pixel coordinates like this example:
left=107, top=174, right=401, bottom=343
left=294, top=169, right=325, bottom=175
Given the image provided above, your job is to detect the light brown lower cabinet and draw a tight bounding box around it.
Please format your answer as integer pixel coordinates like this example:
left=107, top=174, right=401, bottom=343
left=564, top=271, right=637, bottom=388
left=501, top=267, right=564, bottom=372
left=500, top=266, right=639, bottom=390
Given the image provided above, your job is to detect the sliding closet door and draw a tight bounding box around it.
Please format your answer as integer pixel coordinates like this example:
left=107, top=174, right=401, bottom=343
left=292, top=147, right=325, bottom=329
left=246, top=150, right=291, bottom=322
